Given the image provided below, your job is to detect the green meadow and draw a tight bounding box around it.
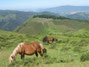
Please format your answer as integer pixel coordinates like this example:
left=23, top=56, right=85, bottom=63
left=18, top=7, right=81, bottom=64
left=0, top=29, right=89, bottom=67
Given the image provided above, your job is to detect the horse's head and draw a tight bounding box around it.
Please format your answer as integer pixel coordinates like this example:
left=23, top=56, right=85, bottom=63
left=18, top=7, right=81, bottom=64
left=42, top=48, right=47, bottom=57
left=9, top=54, right=16, bottom=63
left=43, top=48, right=47, bottom=53
left=43, top=36, right=48, bottom=42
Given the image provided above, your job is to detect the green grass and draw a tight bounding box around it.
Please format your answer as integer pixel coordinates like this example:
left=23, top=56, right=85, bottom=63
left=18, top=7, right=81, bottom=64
left=42, top=62, right=89, bottom=67
left=0, top=29, right=89, bottom=67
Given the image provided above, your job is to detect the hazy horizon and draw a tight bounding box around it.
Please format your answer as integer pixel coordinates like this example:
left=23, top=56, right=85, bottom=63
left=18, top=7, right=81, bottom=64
left=0, top=0, right=89, bottom=10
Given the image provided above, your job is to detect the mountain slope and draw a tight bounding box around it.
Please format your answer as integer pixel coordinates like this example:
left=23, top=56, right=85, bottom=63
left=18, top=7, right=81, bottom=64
left=66, top=12, right=89, bottom=19
left=15, top=17, right=89, bottom=34
left=0, top=10, right=36, bottom=31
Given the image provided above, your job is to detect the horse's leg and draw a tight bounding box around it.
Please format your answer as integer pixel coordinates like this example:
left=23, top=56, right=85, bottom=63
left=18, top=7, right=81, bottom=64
left=52, top=39, right=54, bottom=43
left=56, top=39, right=58, bottom=43
left=35, top=51, right=38, bottom=57
left=21, top=53, right=24, bottom=59
left=47, top=41, right=49, bottom=43
left=38, top=51, right=43, bottom=57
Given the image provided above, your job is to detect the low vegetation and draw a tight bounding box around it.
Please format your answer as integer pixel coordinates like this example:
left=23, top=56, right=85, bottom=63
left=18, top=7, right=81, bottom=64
left=0, top=29, right=89, bottom=67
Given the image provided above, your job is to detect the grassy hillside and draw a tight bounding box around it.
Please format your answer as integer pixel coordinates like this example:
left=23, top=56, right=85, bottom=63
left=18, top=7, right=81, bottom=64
left=66, top=12, right=89, bottom=19
left=0, top=10, right=36, bottom=31
left=0, top=29, right=89, bottom=67
left=15, top=17, right=89, bottom=34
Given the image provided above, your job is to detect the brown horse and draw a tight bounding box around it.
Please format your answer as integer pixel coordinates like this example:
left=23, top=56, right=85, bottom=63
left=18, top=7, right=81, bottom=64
left=43, top=36, right=58, bottom=43
left=47, top=37, right=54, bottom=43
left=9, top=42, right=47, bottom=63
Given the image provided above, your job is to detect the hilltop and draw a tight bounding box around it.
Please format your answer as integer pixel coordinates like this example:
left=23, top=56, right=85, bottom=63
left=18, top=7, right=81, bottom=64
left=15, top=15, right=89, bottom=34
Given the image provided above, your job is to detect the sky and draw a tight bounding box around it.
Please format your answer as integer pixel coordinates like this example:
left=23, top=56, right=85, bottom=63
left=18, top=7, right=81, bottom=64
left=0, top=0, right=89, bottom=10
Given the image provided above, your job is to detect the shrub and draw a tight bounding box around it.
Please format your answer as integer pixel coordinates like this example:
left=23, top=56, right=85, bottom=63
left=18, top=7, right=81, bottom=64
left=80, top=52, right=89, bottom=62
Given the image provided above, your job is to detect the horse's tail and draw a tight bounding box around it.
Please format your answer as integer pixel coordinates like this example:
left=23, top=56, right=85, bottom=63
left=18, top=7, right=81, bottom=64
left=39, top=43, right=47, bottom=54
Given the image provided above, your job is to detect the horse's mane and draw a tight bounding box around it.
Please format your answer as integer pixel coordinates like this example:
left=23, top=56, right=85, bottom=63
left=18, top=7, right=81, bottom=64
left=9, top=43, right=24, bottom=63
left=11, top=43, right=24, bottom=56
left=39, top=43, right=44, bottom=49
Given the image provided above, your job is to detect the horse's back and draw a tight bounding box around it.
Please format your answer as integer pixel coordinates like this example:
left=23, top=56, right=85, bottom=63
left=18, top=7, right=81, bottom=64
left=24, top=43, right=40, bottom=49
left=22, top=42, right=41, bottom=55
left=48, top=37, right=54, bottom=40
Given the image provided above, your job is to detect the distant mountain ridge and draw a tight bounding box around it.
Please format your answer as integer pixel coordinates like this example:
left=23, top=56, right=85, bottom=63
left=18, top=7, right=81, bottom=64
left=40, top=6, right=89, bottom=13
left=37, top=6, right=89, bottom=19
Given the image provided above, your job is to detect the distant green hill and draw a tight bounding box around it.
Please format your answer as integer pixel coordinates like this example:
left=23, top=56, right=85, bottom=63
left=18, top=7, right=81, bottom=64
left=15, top=16, right=89, bottom=34
left=0, top=10, right=36, bottom=31
left=0, top=10, right=60, bottom=31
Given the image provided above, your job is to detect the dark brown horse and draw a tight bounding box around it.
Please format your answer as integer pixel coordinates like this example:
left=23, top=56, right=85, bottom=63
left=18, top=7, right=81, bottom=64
left=43, top=36, right=58, bottom=43
left=9, top=42, right=47, bottom=63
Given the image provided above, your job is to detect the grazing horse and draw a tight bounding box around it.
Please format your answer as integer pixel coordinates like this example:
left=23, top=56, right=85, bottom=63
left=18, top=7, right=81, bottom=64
left=47, top=37, right=54, bottom=43
left=43, top=36, right=58, bottom=43
left=43, top=36, right=54, bottom=43
left=9, top=42, right=47, bottom=63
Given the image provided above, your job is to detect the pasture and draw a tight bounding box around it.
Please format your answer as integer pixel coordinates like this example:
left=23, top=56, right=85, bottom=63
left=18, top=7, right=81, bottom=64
left=0, top=30, right=89, bottom=67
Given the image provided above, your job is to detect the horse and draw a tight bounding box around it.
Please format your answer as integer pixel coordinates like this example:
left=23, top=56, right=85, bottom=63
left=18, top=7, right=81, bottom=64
left=9, top=42, right=47, bottom=63
left=47, top=37, right=54, bottom=43
left=43, top=36, right=58, bottom=43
